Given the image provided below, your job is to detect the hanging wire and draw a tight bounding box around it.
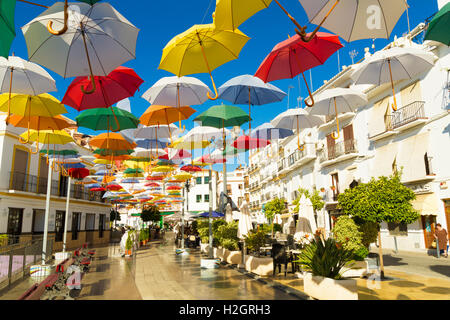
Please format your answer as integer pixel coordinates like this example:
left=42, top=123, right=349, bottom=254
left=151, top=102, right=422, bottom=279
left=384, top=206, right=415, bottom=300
left=201, top=0, right=215, bottom=24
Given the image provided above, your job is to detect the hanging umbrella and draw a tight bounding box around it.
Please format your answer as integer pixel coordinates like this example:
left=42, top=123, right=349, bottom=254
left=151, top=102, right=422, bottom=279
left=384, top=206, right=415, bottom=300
left=213, top=0, right=272, bottom=31
left=194, top=104, right=249, bottom=128
left=132, top=147, right=166, bottom=159
left=308, top=88, right=367, bottom=140
left=195, top=211, right=225, bottom=218
left=167, top=148, right=192, bottom=161
left=251, top=122, right=294, bottom=140
left=134, top=124, right=180, bottom=140
left=95, top=154, right=131, bottom=161
left=173, top=172, right=192, bottom=181
left=294, top=0, right=408, bottom=42
left=255, top=32, right=342, bottom=106
left=424, top=3, right=450, bottom=46
left=159, top=23, right=250, bottom=100
left=136, top=139, right=169, bottom=150
left=271, top=108, right=324, bottom=148
left=146, top=176, right=164, bottom=181
left=180, top=165, right=202, bottom=173
left=233, top=135, right=271, bottom=151
left=218, top=74, right=286, bottom=131
left=0, top=93, right=66, bottom=117
left=167, top=185, right=181, bottom=190
left=93, top=149, right=134, bottom=157
left=40, top=148, right=78, bottom=156
left=89, top=132, right=137, bottom=150
left=22, top=2, right=139, bottom=87
left=124, top=168, right=143, bottom=174
left=76, top=107, right=140, bottom=132
left=171, top=137, right=211, bottom=150
left=146, top=182, right=160, bottom=188
left=68, top=168, right=90, bottom=180
left=8, top=114, right=72, bottom=132
left=350, top=47, right=436, bottom=111
left=20, top=129, right=74, bottom=153
left=152, top=166, right=174, bottom=173
left=0, top=0, right=15, bottom=58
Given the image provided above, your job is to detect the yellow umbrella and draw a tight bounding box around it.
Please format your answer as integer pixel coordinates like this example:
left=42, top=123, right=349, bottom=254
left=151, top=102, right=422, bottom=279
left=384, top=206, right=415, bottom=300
left=0, top=93, right=67, bottom=118
left=173, top=172, right=192, bottom=181
left=20, top=129, right=74, bottom=152
left=214, top=0, right=272, bottom=31
left=152, top=166, right=174, bottom=173
left=159, top=24, right=250, bottom=100
left=170, top=136, right=211, bottom=150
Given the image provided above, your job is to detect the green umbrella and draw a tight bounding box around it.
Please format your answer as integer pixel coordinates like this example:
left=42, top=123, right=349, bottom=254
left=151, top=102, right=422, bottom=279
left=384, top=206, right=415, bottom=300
left=77, top=0, right=102, bottom=4
left=93, top=149, right=134, bottom=156
left=40, top=149, right=78, bottom=156
left=222, top=145, right=244, bottom=156
left=424, top=3, right=450, bottom=46
left=194, top=104, right=249, bottom=129
left=75, top=107, right=140, bottom=132
left=124, top=168, right=144, bottom=174
left=0, top=0, right=15, bottom=58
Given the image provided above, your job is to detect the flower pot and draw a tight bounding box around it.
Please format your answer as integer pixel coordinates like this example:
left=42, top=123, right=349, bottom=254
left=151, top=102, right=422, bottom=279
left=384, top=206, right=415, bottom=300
left=303, top=272, right=358, bottom=300
left=244, top=255, right=273, bottom=277
left=126, top=250, right=132, bottom=256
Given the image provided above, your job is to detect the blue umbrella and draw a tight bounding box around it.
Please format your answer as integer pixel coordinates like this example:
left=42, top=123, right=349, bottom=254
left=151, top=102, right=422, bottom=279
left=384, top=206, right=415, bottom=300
left=121, top=178, right=140, bottom=184
left=196, top=211, right=225, bottom=218
left=251, top=123, right=294, bottom=140
left=218, top=74, right=286, bottom=132
left=136, top=138, right=169, bottom=149
left=62, top=163, right=86, bottom=169
left=86, top=183, right=101, bottom=189
left=94, top=170, right=109, bottom=176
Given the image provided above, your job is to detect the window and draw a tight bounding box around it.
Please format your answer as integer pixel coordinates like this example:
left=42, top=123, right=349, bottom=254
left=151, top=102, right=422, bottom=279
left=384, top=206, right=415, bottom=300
left=196, top=177, right=202, bottom=184
left=85, top=213, right=95, bottom=231
left=388, top=222, right=408, bottom=236
left=204, top=176, right=210, bottom=184
left=55, top=211, right=66, bottom=242
left=72, top=212, right=81, bottom=240
left=238, top=184, right=243, bottom=190
left=7, top=208, right=23, bottom=244
left=196, top=195, right=202, bottom=203
left=99, top=214, right=105, bottom=238
left=204, top=195, right=210, bottom=203
left=11, top=148, right=29, bottom=191
left=32, top=209, right=45, bottom=234
left=425, top=153, right=433, bottom=175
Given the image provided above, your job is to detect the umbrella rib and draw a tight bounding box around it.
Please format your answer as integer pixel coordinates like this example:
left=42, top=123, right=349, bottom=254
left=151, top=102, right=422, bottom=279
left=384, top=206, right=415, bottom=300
left=396, top=56, right=414, bottom=80
left=346, top=1, right=359, bottom=42
left=377, top=0, right=390, bottom=39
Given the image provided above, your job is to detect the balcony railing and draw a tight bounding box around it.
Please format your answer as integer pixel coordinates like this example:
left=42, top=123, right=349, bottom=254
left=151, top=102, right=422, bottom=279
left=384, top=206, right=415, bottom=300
left=9, top=172, right=105, bottom=203
left=320, top=139, right=357, bottom=162
left=386, top=101, right=426, bottom=130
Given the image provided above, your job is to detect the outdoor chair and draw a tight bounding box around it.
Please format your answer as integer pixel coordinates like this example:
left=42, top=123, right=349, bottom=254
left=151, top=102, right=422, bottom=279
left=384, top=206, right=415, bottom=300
left=272, top=243, right=293, bottom=277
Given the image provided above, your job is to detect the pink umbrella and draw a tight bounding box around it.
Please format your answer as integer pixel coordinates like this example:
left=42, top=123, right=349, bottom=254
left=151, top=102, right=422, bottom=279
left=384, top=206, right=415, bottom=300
left=233, top=135, right=271, bottom=151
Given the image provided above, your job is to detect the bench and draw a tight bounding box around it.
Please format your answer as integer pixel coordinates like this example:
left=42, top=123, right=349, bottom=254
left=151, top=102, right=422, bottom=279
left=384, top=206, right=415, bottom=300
left=18, top=276, right=57, bottom=300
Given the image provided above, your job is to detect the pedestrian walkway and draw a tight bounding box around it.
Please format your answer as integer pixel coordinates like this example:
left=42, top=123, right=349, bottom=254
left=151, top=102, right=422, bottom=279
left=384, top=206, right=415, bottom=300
left=133, top=239, right=298, bottom=300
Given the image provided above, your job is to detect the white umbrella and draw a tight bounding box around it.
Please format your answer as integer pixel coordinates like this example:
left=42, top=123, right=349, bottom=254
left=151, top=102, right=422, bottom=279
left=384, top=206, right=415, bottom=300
left=308, top=88, right=367, bottom=139
left=238, top=200, right=252, bottom=239
left=351, top=47, right=436, bottom=111
left=132, top=147, right=166, bottom=158
left=22, top=2, right=139, bottom=81
left=271, top=108, right=324, bottom=149
left=294, top=195, right=316, bottom=242
left=304, top=197, right=317, bottom=234
left=283, top=215, right=295, bottom=234
left=296, top=0, right=407, bottom=42
left=134, top=125, right=180, bottom=140
left=183, top=126, right=230, bottom=143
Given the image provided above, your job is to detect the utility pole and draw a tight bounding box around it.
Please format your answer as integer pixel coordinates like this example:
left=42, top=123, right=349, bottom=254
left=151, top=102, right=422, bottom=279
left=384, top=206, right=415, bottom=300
left=287, top=85, right=294, bottom=110
left=349, top=50, right=359, bottom=65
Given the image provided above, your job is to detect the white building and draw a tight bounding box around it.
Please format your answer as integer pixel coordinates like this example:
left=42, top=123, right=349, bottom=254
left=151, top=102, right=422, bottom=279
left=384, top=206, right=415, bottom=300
left=185, top=170, right=219, bottom=216
left=217, top=166, right=246, bottom=219
left=245, top=23, right=450, bottom=253
left=0, top=117, right=111, bottom=251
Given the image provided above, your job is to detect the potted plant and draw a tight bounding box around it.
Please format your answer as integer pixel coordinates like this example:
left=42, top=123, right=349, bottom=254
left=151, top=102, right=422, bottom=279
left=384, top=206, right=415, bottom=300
left=125, top=233, right=133, bottom=256
left=296, top=237, right=358, bottom=300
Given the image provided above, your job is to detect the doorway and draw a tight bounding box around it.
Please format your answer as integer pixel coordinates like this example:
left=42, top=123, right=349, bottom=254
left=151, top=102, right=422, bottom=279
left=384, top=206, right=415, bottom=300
left=421, top=215, right=436, bottom=249
left=7, top=208, right=23, bottom=244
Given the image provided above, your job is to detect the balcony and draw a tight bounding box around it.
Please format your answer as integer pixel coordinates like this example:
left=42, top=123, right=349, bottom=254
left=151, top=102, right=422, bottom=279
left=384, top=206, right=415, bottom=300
left=387, top=101, right=427, bottom=132
left=320, top=112, right=356, bottom=132
left=319, top=139, right=358, bottom=167
left=9, top=172, right=106, bottom=203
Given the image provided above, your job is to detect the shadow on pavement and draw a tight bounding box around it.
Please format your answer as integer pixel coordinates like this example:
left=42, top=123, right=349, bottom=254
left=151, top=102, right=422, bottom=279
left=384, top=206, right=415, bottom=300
left=429, top=265, right=450, bottom=278
left=382, top=254, right=408, bottom=267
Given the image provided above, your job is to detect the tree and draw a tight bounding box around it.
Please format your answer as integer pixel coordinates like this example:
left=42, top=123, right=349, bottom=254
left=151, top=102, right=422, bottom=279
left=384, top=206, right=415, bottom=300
left=292, top=188, right=325, bottom=214
left=110, top=209, right=121, bottom=223
left=141, top=206, right=161, bottom=224
left=338, top=173, right=419, bottom=277
left=264, top=198, right=286, bottom=237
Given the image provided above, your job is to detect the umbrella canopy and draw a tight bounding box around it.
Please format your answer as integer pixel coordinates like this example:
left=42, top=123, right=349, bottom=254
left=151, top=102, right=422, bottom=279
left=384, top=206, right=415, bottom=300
left=22, top=2, right=139, bottom=78
left=62, top=67, right=143, bottom=110
left=170, top=137, right=211, bottom=150
left=0, top=0, right=15, bottom=58
left=152, top=166, right=174, bottom=173
left=251, top=122, right=294, bottom=140
left=214, top=0, right=272, bottom=30
left=142, top=76, right=211, bottom=107
left=308, top=88, right=367, bottom=139
left=93, top=149, right=134, bottom=157
left=167, top=148, right=192, bottom=160
left=132, top=147, right=166, bottom=159
left=194, top=104, right=249, bottom=128
left=255, top=32, right=342, bottom=106
left=0, top=93, right=67, bottom=117
left=134, top=124, right=180, bottom=140
left=76, top=107, right=140, bottom=131
left=68, top=168, right=90, bottom=180
left=233, top=135, right=271, bottom=150
left=196, top=211, right=225, bottom=218
left=0, top=56, right=56, bottom=95
left=136, top=139, right=169, bottom=150
left=173, top=172, right=192, bottom=181
left=140, top=105, right=196, bottom=127
left=350, top=47, right=436, bottom=111
left=297, top=0, right=407, bottom=42
left=90, top=132, right=137, bottom=150
left=8, top=114, right=72, bottom=131
left=180, top=165, right=202, bottom=173
left=41, top=148, right=78, bottom=156
left=159, top=23, right=250, bottom=100
left=424, top=3, right=450, bottom=46
left=20, top=129, right=74, bottom=145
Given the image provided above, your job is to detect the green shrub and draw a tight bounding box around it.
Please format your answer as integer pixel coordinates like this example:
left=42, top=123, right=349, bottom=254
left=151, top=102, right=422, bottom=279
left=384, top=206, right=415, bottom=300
left=259, top=224, right=282, bottom=234
left=332, top=216, right=364, bottom=253
left=221, top=238, right=239, bottom=251
left=191, top=220, right=198, bottom=234
left=296, top=238, right=355, bottom=280
left=245, top=230, right=266, bottom=255
left=357, top=221, right=379, bottom=248
left=216, top=221, right=239, bottom=249
left=353, top=246, right=369, bottom=261
left=212, top=219, right=227, bottom=232
left=125, top=233, right=133, bottom=250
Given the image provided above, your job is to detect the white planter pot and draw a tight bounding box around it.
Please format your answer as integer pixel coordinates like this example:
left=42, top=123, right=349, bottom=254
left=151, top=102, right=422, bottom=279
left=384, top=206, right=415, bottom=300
left=223, top=250, right=242, bottom=265
left=303, top=272, right=358, bottom=300
left=341, top=261, right=369, bottom=278
left=200, top=258, right=220, bottom=269
left=200, top=243, right=209, bottom=254
left=213, top=247, right=225, bottom=260
left=244, top=255, right=273, bottom=277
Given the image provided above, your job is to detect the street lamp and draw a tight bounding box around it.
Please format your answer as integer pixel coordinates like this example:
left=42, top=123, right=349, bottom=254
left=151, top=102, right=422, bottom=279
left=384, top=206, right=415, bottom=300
left=181, top=179, right=191, bottom=250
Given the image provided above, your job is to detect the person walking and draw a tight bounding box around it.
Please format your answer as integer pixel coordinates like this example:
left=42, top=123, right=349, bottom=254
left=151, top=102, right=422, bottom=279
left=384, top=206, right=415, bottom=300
left=434, top=223, right=449, bottom=258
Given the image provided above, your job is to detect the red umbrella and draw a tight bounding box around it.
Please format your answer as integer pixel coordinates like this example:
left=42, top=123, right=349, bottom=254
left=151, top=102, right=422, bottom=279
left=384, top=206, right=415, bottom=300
left=106, top=184, right=123, bottom=191
left=145, top=182, right=160, bottom=187
left=167, top=186, right=182, bottom=190
left=255, top=32, right=343, bottom=107
left=90, top=187, right=106, bottom=192
left=165, top=148, right=192, bottom=160
left=233, top=135, right=271, bottom=151
left=199, top=154, right=226, bottom=165
left=62, top=67, right=144, bottom=110
left=181, top=165, right=202, bottom=173
left=146, top=176, right=164, bottom=181
left=68, top=168, right=90, bottom=180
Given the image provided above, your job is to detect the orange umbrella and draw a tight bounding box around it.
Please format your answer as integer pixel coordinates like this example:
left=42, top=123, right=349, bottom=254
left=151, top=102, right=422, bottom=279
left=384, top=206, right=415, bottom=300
left=9, top=114, right=73, bottom=131
left=140, top=105, right=196, bottom=135
left=90, top=132, right=137, bottom=150
left=94, top=154, right=132, bottom=161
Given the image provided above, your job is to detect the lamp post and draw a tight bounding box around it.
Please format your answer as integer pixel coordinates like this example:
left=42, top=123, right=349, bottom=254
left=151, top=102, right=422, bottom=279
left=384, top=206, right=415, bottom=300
left=181, top=179, right=191, bottom=250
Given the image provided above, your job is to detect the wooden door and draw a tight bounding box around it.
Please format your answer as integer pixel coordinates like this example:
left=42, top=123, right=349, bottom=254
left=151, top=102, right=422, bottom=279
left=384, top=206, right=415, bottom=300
left=12, top=149, right=28, bottom=191
left=38, top=156, right=48, bottom=194
left=7, top=208, right=23, bottom=244
left=421, top=215, right=436, bottom=249
left=445, top=204, right=450, bottom=233
left=343, top=125, right=355, bottom=153
left=326, top=134, right=335, bottom=160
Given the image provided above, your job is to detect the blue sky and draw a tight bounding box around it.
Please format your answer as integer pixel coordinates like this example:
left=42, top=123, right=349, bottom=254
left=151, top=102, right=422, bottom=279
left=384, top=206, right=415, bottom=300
left=11, top=0, right=439, bottom=169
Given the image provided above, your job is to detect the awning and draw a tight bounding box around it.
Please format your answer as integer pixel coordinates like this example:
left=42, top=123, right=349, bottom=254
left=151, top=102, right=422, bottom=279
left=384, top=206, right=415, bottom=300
left=412, top=193, right=440, bottom=216
left=372, top=141, right=399, bottom=178
left=397, top=133, right=430, bottom=182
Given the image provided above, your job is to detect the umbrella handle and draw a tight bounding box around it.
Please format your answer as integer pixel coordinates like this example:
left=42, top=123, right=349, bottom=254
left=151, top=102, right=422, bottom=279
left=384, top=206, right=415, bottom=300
left=296, top=0, right=340, bottom=43
left=302, top=73, right=315, bottom=108
left=47, top=0, right=69, bottom=36
left=109, top=106, right=122, bottom=132
left=81, top=76, right=97, bottom=95
left=273, top=0, right=304, bottom=32
left=207, top=79, right=219, bottom=100
left=331, top=97, right=340, bottom=140
left=196, top=32, right=219, bottom=101
left=297, top=141, right=305, bottom=152
left=388, top=59, right=398, bottom=111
